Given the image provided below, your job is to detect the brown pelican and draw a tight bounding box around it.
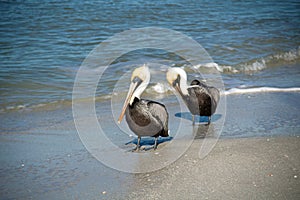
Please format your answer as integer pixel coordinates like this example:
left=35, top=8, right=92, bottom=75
left=118, top=65, right=169, bottom=151
left=166, top=67, right=219, bottom=125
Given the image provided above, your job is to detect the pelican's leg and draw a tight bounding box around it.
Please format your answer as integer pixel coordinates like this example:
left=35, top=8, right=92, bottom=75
left=192, top=115, right=195, bottom=125
left=132, top=136, right=141, bottom=151
left=137, top=136, right=141, bottom=150
left=206, top=116, right=211, bottom=126
left=153, top=137, right=158, bottom=150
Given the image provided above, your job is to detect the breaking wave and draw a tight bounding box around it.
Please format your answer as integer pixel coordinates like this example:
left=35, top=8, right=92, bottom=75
left=193, top=47, right=300, bottom=73
left=146, top=82, right=172, bottom=94
left=2, top=86, right=299, bottom=113
left=224, top=87, right=300, bottom=95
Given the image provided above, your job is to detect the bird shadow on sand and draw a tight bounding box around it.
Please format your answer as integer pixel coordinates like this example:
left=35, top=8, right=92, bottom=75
left=125, top=136, right=173, bottom=150
left=175, top=112, right=222, bottom=123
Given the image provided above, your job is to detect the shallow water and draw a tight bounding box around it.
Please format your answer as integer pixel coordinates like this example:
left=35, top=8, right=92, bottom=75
left=1, top=0, right=300, bottom=112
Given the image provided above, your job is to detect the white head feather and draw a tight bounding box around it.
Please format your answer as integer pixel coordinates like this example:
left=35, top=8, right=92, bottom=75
left=129, top=64, right=150, bottom=105
left=166, top=67, right=188, bottom=95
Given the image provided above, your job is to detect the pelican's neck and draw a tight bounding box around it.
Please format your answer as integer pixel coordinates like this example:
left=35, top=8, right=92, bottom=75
left=179, top=75, right=189, bottom=96
left=129, top=74, right=150, bottom=105
left=130, top=85, right=144, bottom=104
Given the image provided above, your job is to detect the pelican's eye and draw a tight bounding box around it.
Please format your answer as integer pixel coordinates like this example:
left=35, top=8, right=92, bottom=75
left=132, top=76, right=142, bottom=84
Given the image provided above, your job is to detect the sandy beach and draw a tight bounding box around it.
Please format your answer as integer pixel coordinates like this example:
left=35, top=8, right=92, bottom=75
left=1, top=92, right=299, bottom=199
left=127, top=137, right=300, bottom=200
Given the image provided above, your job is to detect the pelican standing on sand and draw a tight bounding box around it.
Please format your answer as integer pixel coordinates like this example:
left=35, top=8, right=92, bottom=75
left=118, top=65, right=169, bottom=151
left=166, top=67, right=220, bottom=125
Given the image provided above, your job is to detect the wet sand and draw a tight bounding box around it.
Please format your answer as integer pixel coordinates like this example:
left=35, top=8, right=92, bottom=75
left=0, top=92, right=300, bottom=199
left=127, top=137, right=300, bottom=200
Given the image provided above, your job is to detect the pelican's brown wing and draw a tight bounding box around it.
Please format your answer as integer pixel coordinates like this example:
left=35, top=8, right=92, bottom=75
left=147, top=101, right=169, bottom=137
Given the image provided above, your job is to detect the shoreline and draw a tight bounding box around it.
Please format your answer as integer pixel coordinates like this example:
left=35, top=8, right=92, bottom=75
left=0, top=92, right=299, bottom=199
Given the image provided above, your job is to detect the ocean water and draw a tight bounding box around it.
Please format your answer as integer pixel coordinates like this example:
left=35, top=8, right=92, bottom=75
left=0, top=0, right=300, bottom=112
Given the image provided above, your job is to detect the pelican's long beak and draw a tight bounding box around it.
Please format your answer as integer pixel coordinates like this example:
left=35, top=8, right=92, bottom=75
left=118, top=81, right=139, bottom=123
left=173, top=80, right=184, bottom=97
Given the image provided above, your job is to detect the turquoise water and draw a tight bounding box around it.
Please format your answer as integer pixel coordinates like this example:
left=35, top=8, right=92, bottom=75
left=0, top=0, right=300, bottom=111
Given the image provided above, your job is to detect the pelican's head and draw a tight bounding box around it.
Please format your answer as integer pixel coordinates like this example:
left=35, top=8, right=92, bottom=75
left=166, top=67, right=188, bottom=96
left=118, top=65, right=150, bottom=123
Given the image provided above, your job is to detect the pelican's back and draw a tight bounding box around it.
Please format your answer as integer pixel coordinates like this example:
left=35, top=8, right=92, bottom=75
left=188, top=80, right=220, bottom=116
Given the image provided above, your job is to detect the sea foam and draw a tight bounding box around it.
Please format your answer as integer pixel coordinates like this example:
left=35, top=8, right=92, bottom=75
left=224, top=87, right=300, bottom=95
left=147, top=82, right=172, bottom=94
left=192, top=47, right=300, bottom=74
